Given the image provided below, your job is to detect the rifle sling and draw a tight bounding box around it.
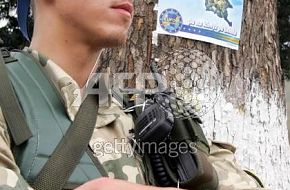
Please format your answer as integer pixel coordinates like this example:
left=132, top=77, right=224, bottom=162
left=32, top=94, right=99, bottom=190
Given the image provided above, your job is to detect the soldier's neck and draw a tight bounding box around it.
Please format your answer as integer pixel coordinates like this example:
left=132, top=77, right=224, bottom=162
left=30, top=33, right=102, bottom=88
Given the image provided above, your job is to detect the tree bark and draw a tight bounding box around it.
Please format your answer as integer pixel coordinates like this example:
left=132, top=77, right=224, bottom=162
left=101, top=0, right=290, bottom=189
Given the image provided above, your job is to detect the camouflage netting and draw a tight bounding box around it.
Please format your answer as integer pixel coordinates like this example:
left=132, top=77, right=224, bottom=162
left=156, top=48, right=223, bottom=117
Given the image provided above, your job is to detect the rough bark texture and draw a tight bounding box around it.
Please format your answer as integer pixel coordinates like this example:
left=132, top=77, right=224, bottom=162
left=101, top=0, right=290, bottom=189
left=286, top=81, right=290, bottom=144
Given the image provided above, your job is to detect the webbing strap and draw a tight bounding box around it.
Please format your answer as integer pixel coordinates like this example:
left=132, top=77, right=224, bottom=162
left=171, top=118, right=210, bottom=155
left=0, top=49, right=32, bottom=145
left=32, top=94, right=99, bottom=190
left=185, top=118, right=210, bottom=155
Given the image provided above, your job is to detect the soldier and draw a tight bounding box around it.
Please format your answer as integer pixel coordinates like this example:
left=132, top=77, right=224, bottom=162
left=0, top=0, right=267, bottom=189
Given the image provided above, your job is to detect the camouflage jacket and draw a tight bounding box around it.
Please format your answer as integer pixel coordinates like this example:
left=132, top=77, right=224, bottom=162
left=0, top=49, right=268, bottom=190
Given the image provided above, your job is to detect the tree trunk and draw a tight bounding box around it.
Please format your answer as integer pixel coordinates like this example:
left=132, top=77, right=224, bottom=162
left=101, top=0, right=290, bottom=189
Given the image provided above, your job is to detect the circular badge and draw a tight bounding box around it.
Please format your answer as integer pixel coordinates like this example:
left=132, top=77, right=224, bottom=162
left=159, top=9, right=183, bottom=33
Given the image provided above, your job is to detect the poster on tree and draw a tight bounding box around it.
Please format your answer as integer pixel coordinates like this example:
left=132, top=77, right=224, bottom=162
left=155, top=0, right=244, bottom=50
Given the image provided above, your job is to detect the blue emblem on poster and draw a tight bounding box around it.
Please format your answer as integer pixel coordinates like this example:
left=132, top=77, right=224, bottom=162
left=156, top=0, right=245, bottom=50
left=159, top=9, right=183, bottom=33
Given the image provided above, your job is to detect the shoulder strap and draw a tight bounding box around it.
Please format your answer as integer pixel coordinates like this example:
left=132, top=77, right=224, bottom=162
left=0, top=48, right=32, bottom=145
left=32, top=94, right=100, bottom=190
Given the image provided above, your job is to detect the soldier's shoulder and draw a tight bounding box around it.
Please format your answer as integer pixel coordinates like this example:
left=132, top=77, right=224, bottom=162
left=207, top=139, right=267, bottom=189
left=208, top=139, right=236, bottom=153
left=0, top=167, right=33, bottom=189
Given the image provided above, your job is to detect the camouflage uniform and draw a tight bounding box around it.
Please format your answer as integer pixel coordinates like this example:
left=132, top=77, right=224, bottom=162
left=0, top=49, right=268, bottom=189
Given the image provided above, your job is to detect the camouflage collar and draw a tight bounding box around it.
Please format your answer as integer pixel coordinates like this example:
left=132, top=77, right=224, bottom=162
left=23, top=47, right=113, bottom=121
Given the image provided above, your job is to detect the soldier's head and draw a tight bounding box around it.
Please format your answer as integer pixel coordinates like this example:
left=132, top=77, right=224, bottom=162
left=22, top=0, right=134, bottom=48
